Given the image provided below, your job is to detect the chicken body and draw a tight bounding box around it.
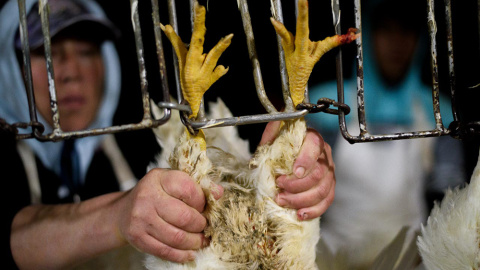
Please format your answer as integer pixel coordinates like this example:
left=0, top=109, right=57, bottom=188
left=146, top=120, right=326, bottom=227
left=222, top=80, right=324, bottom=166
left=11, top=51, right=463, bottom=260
left=417, top=148, right=480, bottom=270
left=146, top=103, right=317, bottom=269
left=145, top=0, right=357, bottom=268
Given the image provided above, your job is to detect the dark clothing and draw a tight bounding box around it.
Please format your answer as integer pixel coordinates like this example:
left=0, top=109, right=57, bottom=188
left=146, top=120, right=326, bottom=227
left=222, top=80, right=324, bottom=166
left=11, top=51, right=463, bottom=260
left=2, top=129, right=159, bottom=269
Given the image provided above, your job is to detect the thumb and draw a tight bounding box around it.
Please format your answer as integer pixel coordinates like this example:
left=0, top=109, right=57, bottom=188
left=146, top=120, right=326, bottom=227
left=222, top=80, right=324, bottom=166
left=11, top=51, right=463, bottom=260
left=259, top=121, right=282, bottom=145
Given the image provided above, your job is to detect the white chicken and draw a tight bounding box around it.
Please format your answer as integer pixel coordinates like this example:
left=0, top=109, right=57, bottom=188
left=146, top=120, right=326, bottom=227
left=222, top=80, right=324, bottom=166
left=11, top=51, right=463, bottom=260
left=145, top=0, right=357, bottom=269
left=417, top=148, right=480, bottom=270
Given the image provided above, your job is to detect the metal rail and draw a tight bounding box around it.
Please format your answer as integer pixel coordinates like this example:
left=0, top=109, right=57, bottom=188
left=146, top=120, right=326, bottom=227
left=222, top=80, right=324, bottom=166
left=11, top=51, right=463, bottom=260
left=334, top=0, right=478, bottom=143
left=4, top=0, right=478, bottom=143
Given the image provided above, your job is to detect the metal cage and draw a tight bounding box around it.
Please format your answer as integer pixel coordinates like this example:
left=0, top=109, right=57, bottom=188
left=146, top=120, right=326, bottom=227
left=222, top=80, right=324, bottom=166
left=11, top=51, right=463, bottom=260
left=3, top=0, right=480, bottom=143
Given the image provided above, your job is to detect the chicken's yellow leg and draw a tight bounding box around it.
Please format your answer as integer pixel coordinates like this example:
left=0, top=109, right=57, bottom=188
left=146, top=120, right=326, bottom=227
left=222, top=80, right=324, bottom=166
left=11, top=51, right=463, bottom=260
left=161, top=2, right=233, bottom=119
left=161, top=1, right=233, bottom=150
left=271, top=0, right=359, bottom=107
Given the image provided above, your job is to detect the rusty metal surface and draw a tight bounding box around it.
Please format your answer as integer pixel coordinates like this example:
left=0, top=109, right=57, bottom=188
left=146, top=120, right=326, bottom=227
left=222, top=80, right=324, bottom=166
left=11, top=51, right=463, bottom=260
left=333, top=0, right=471, bottom=144
left=4, top=0, right=478, bottom=143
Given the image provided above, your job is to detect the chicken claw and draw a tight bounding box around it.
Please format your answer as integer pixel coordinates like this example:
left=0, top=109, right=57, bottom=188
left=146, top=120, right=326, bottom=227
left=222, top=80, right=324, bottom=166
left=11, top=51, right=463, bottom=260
left=271, top=0, right=359, bottom=107
left=161, top=1, right=233, bottom=119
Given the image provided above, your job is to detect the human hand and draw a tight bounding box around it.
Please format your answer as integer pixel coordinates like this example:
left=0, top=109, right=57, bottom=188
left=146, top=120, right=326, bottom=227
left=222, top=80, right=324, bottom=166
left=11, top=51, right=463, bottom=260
left=260, top=121, right=336, bottom=221
left=117, top=168, right=223, bottom=263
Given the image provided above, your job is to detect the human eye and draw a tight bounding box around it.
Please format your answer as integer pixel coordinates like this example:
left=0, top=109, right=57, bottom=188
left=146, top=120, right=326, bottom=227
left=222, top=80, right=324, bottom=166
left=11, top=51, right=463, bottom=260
left=77, top=43, right=100, bottom=58
left=80, top=48, right=97, bottom=57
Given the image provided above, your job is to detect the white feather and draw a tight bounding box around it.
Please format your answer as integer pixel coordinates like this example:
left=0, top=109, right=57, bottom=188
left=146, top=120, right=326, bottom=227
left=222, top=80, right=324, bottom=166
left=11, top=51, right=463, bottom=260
left=418, top=148, right=480, bottom=270
left=145, top=99, right=320, bottom=269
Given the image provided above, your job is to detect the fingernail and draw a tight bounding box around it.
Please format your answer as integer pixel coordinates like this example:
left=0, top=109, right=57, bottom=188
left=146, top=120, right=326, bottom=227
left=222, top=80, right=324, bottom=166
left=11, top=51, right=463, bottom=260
left=187, top=251, right=196, bottom=261
left=295, top=167, right=305, bottom=178
left=276, top=180, right=284, bottom=189
left=297, top=211, right=308, bottom=221
left=210, top=184, right=223, bottom=200
left=203, top=237, right=210, bottom=248
left=275, top=194, right=285, bottom=206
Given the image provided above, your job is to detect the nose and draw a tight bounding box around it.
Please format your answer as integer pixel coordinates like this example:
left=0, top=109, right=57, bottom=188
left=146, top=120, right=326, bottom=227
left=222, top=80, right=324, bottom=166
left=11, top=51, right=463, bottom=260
left=54, top=52, right=82, bottom=84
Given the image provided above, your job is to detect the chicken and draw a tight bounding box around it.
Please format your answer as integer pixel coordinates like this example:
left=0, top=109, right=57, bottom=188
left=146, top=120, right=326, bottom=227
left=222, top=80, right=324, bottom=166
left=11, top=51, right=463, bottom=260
left=417, top=148, right=480, bottom=270
left=145, top=0, right=357, bottom=269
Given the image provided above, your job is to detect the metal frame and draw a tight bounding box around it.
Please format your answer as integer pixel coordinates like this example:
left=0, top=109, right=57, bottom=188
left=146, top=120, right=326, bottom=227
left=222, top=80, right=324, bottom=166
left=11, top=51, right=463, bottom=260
left=334, top=0, right=478, bottom=143
left=5, top=0, right=479, bottom=143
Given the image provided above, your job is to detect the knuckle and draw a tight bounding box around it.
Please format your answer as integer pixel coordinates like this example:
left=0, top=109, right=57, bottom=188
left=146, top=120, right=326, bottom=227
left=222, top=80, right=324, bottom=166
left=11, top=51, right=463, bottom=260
left=180, top=181, right=196, bottom=199
left=177, top=209, right=195, bottom=228
left=310, top=164, right=325, bottom=182
left=315, top=183, right=329, bottom=199
left=124, top=224, right=142, bottom=245
left=149, top=167, right=164, bottom=178
left=157, top=246, right=176, bottom=261
left=172, top=229, right=188, bottom=246
left=307, top=128, right=324, bottom=149
left=324, top=142, right=332, bottom=156
left=323, top=192, right=335, bottom=208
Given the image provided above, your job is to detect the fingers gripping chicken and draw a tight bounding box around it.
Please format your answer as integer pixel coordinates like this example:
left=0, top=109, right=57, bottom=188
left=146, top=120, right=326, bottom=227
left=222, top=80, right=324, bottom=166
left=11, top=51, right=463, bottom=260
left=146, top=0, right=357, bottom=269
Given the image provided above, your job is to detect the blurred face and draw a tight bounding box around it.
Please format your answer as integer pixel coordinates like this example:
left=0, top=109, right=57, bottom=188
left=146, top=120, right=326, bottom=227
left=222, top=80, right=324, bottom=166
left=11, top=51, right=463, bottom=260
left=30, top=38, right=104, bottom=131
left=373, top=20, right=419, bottom=86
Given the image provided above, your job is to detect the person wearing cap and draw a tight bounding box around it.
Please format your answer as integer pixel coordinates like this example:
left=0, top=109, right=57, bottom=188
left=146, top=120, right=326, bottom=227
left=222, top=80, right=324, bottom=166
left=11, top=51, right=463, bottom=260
left=306, top=0, right=465, bottom=267
left=0, top=0, right=336, bottom=269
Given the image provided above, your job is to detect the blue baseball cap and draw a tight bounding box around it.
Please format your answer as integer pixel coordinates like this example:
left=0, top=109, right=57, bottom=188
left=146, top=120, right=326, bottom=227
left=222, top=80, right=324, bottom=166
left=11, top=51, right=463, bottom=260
left=15, top=0, right=120, bottom=50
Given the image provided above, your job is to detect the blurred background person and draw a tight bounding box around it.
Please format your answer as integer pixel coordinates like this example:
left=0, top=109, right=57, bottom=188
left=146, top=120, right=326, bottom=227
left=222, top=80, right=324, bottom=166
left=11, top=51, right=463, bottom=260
left=306, top=0, right=466, bottom=268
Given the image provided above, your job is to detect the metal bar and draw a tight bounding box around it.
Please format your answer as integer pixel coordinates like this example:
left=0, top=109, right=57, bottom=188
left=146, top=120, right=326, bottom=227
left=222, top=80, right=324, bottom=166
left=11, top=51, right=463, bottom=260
left=271, top=0, right=295, bottom=112
left=427, top=0, right=445, bottom=131
left=17, top=0, right=41, bottom=139
left=189, top=0, right=195, bottom=30
left=331, top=0, right=353, bottom=143
left=238, top=0, right=278, bottom=114
left=443, top=0, right=459, bottom=123
left=186, top=109, right=309, bottom=130
left=167, top=0, right=183, bottom=104
left=39, top=0, right=61, bottom=136
left=130, top=0, right=152, bottom=121
left=330, top=0, right=454, bottom=144
left=353, top=0, right=367, bottom=137
left=39, top=120, right=160, bottom=142
left=346, top=129, right=450, bottom=143
left=151, top=0, right=172, bottom=124
left=9, top=0, right=467, bottom=142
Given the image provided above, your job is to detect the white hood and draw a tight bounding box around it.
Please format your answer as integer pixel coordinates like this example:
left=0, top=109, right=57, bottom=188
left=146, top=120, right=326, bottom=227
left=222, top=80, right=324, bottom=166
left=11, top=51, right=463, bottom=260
left=0, top=0, right=122, bottom=182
